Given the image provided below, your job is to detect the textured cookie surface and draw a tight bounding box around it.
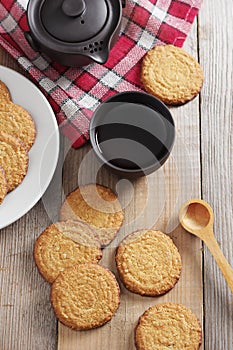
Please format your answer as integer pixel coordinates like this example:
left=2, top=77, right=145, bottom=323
left=116, top=230, right=181, bottom=296
left=60, top=184, right=124, bottom=247
left=0, top=132, right=28, bottom=192
left=0, top=167, right=7, bottom=204
left=34, top=220, right=102, bottom=283
left=51, top=263, right=120, bottom=330
left=0, top=103, right=36, bottom=150
left=0, top=81, right=11, bottom=102
left=0, top=111, right=36, bottom=151
left=135, top=303, right=202, bottom=350
left=141, top=45, right=204, bottom=105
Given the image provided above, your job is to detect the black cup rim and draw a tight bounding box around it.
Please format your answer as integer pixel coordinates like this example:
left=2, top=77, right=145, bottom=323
left=89, top=91, right=175, bottom=176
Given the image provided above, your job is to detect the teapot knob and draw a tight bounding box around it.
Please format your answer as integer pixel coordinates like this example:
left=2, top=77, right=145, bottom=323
left=62, top=0, right=86, bottom=17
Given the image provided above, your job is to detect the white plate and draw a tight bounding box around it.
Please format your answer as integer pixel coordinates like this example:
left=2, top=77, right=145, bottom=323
left=0, top=65, right=59, bottom=229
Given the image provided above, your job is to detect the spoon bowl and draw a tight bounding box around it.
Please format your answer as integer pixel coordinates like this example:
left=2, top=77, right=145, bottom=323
left=179, top=198, right=233, bottom=293
left=179, top=199, right=213, bottom=236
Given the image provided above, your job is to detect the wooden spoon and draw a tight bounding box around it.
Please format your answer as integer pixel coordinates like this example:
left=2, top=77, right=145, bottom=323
left=179, top=198, right=233, bottom=293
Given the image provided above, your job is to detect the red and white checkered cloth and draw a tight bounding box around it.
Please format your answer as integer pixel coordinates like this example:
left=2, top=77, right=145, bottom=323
left=0, top=0, right=202, bottom=148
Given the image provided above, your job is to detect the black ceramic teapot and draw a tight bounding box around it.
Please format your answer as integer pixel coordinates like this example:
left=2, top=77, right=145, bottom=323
left=25, top=0, right=124, bottom=67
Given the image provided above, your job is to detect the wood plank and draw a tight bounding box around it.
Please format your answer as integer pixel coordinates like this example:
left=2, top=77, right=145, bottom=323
left=198, top=0, right=233, bottom=348
left=58, top=22, right=203, bottom=350
left=0, top=50, right=60, bottom=350
left=0, top=203, right=57, bottom=350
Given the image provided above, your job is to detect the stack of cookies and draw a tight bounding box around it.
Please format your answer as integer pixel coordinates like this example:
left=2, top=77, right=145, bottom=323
left=34, top=184, right=124, bottom=330
left=0, top=80, right=36, bottom=204
left=35, top=219, right=121, bottom=330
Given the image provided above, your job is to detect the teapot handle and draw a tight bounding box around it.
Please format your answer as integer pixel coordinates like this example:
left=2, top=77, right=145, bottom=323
left=24, top=31, right=39, bottom=51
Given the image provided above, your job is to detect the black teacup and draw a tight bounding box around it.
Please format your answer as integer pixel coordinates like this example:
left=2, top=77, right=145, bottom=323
left=89, top=91, right=175, bottom=178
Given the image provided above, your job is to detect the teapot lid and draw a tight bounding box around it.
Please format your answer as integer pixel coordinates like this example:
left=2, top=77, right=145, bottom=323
left=40, top=0, right=108, bottom=43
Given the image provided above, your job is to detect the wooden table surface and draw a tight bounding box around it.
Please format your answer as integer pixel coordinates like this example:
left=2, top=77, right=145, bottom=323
left=0, top=1, right=232, bottom=349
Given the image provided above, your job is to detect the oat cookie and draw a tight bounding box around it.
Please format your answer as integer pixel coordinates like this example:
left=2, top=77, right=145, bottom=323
left=0, top=111, right=36, bottom=151
left=51, top=263, right=120, bottom=330
left=116, top=230, right=181, bottom=296
left=34, top=220, right=102, bottom=283
left=0, top=132, right=28, bottom=192
left=0, top=103, right=36, bottom=150
left=60, top=184, right=124, bottom=247
left=141, top=45, right=204, bottom=105
left=0, top=81, right=11, bottom=102
left=0, top=166, right=7, bottom=204
left=135, top=303, right=202, bottom=350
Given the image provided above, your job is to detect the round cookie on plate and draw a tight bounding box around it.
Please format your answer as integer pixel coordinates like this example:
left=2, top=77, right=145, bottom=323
left=0, top=80, right=11, bottom=102
left=60, top=184, right=124, bottom=247
left=135, top=303, right=202, bottom=350
left=141, top=44, right=204, bottom=105
left=0, top=166, right=7, bottom=204
left=34, top=220, right=102, bottom=283
left=51, top=263, right=120, bottom=330
left=116, top=229, right=181, bottom=296
left=0, top=132, right=28, bottom=192
left=0, top=102, right=36, bottom=151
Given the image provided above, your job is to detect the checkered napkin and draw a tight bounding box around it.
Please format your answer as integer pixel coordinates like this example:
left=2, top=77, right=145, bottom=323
left=0, top=0, right=202, bottom=148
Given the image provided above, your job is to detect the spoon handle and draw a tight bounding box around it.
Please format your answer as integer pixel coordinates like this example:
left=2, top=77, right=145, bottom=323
left=203, top=229, right=233, bottom=293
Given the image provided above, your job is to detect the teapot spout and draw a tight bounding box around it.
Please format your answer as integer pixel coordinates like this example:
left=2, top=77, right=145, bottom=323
left=90, top=47, right=109, bottom=64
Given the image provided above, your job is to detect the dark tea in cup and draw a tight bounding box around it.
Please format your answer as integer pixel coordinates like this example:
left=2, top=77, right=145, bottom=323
left=89, top=92, right=175, bottom=178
